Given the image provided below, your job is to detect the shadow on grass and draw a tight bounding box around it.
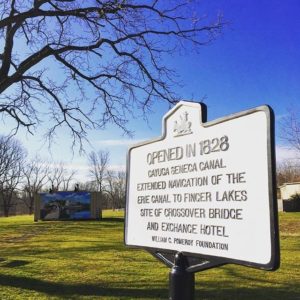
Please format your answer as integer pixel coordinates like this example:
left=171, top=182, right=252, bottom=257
left=196, top=286, right=300, bottom=300
left=0, top=274, right=167, bottom=299
left=1, top=260, right=31, bottom=268
left=0, top=274, right=299, bottom=300
left=101, top=217, right=124, bottom=223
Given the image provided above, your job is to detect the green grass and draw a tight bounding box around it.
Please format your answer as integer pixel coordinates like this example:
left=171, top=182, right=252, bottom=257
left=0, top=211, right=299, bottom=299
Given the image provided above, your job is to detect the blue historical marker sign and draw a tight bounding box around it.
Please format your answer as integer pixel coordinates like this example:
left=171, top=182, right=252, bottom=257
left=125, top=101, right=279, bottom=270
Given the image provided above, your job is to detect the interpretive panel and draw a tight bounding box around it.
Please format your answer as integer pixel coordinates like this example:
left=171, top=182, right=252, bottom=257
left=125, top=101, right=279, bottom=270
left=40, top=192, right=91, bottom=220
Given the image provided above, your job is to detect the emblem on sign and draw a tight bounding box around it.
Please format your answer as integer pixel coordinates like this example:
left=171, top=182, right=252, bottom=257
left=173, top=111, right=192, bottom=137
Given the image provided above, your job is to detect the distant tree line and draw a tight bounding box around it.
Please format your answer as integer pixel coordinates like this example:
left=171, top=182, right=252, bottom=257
left=277, top=160, right=300, bottom=187
left=0, top=135, right=125, bottom=217
left=278, top=106, right=300, bottom=186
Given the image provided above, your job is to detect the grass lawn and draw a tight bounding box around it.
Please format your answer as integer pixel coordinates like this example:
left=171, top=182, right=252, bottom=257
left=0, top=211, right=299, bottom=299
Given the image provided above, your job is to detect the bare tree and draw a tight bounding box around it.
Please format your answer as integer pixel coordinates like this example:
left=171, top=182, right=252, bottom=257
left=88, top=150, right=109, bottom=196
left=77, top=180, right=98, bottom=193
left=22, top=156, right=50, bottom=214
left=0, top=0, right=224, bottom=150
left=280, top=107, right=300, bottom=155
left=107, top=170, right=126, bottom=210
left=0, top=135, right=27, bottom=217
left=48, top=162, right=76, bottom=191
left=277, top=159, right=300, bottom=186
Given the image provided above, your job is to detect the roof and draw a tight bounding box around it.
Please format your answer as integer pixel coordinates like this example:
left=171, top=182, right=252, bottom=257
left=279, top=182, right=300, bottom=188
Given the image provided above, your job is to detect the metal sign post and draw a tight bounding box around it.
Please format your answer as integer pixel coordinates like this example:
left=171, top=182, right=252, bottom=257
left=125, top=101, right=280, bottom=299
left=169, top=253, right=194, bottom=300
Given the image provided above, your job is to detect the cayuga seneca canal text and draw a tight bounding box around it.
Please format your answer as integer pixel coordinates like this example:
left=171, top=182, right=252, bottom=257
left=147, top=158, right=226, bottom=178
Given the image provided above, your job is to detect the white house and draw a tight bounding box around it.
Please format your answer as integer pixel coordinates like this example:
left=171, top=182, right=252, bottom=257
left=279, top=182, right=300, bottom=199
left=278, top=182, right=300, bottom=212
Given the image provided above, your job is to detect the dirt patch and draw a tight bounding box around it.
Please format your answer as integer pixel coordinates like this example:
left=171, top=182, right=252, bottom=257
left=279, top=219, right=300, bottom=235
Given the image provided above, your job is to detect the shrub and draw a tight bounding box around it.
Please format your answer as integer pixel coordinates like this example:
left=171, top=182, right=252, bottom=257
left=289, top=193, right=300, bottom=201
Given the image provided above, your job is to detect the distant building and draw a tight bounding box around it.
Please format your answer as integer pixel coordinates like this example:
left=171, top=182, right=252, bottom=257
left=279, top=182, right=300, bottom=199
left=278, top=182, right=300, bottom=212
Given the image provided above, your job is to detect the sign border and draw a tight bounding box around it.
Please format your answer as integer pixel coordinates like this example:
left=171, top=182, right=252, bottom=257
left=125, top=101, right=280, bottom=271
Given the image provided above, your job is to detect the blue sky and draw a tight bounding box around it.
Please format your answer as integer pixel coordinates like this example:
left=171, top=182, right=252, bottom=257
left=3, top=0, right=300, bottom=181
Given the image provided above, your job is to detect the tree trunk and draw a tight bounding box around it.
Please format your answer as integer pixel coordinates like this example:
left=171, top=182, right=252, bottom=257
left=3, top=205, right=9, bottom=217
